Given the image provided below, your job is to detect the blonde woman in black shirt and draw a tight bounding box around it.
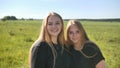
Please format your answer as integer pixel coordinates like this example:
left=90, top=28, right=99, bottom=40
left=65, top=20, right=106, bottom=68
left=29, top=12, right=73, bottom=68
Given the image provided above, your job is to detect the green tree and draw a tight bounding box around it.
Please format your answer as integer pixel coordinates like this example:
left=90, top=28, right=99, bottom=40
left=1, top=16, right=17, bottom=21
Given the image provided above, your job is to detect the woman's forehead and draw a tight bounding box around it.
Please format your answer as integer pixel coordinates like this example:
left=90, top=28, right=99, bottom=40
left=69, top=24, right=79, bottom=30
left=48, top=15, right=60, bottom=20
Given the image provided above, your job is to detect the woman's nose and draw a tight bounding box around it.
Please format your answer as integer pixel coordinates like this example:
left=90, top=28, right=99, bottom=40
left=73, top=32, right=77, bottom=36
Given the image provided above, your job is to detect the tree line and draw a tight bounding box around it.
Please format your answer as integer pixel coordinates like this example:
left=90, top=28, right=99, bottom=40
left=64, top=19, right=120, bottom=22
left=1, top=16, right=34, bottom=21
left=1, top=16, right=120, bottom=22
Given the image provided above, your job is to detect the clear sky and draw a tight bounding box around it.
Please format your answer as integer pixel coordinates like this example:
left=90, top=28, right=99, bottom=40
left=0, top=0, right=120, bottom=19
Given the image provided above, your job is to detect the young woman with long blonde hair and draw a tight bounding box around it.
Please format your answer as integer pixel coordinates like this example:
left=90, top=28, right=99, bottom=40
left=65, top=20, right=106, bottom=68
left=29, top=12, right=73, bottom=68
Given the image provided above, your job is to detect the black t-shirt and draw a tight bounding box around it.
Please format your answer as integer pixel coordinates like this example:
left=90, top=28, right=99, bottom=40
left=70, top=42, right=105, bottom=68
left=30, top=41, right=73, bottom=68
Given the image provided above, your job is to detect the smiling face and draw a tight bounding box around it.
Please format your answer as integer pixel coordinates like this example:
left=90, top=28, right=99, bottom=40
left=47, top=15, right=62, bottom=38
left=68, top=24, right=82, bottom=45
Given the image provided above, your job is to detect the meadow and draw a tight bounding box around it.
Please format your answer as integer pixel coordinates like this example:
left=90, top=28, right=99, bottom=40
left=0, top=20, right=120, bottom=68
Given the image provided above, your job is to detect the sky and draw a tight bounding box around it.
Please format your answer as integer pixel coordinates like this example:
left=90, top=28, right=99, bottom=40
left=0, top=0, right=120, bottom=19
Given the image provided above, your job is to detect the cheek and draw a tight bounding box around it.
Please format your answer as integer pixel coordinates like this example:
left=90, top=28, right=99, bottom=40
left=78, top=34, right=83, bottom=41
left=46, top=26, right=50, bottom=31
left=77, top=34, right=81, bottom=37
left=79, top=33, right=82, bottom=38
left=46, top=26, right=51, bottom=33
left=47, top=25, right=50, bottom=28
left=58, top=25, right=62, bottom=31
left=68, top=34, right=72, bottom=39
left=58, top=24, right=62, bottom=29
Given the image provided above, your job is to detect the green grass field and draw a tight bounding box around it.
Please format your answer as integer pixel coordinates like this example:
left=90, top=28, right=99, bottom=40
left=0, top=20, right=120, bottom=68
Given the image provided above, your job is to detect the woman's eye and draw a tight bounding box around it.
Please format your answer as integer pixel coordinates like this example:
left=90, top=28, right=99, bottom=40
left=69, top=31, right=73, bottom=34
left=48, top=22, right=52, bottom=25
left=56, top=22, right=60, bottom=25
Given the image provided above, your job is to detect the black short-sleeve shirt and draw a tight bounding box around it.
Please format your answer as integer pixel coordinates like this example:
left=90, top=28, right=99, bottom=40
left=30, top=41, right=73, bottom=68
left=70, top=42, right=105, bottom=68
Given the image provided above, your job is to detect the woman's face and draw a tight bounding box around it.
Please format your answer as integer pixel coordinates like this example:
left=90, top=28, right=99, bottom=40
left=68, top=24, right=82, bottom=44
left=47, top=15, right=62, bottom=37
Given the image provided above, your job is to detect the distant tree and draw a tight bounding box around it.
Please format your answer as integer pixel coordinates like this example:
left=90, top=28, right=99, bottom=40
left=20, top=18, right=25, bottom=20
left=10, top=16, right=17, bottom=20
left=1, top=18, right=6, bottom=21
left=1, top=16, right=17, bottom=21
left=3, top=16, right=10, bottom=20
left=28, top=18, right=34, bottom=20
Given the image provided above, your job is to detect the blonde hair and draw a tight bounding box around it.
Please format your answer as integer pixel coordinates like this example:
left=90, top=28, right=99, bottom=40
left=65, top=20, right=89, bottom=47
left=29, top=12, right=65, bottom=68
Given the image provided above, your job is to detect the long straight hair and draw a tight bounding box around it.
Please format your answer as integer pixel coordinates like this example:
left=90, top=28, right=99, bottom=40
left=29, top=12, right=65, bottom=68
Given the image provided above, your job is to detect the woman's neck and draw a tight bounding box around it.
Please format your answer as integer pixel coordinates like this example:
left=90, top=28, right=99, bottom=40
left=51, top=36, right=58, bottom=44
left=74, top=42, right=83, bottom=51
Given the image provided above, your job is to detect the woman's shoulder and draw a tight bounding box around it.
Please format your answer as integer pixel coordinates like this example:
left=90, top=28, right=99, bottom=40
left=83, top=41, right=99, bottom=50
left=32, top=40, right=49, bottom=47
left=31, top=40, right=50, bottom=52
left=30, top=41, right=51, bottom=60
left=81, top=41, right=100, bottom=58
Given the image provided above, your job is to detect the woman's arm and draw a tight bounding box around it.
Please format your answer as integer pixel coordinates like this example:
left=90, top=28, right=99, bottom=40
left=96, top=60, right=106, bottom=68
